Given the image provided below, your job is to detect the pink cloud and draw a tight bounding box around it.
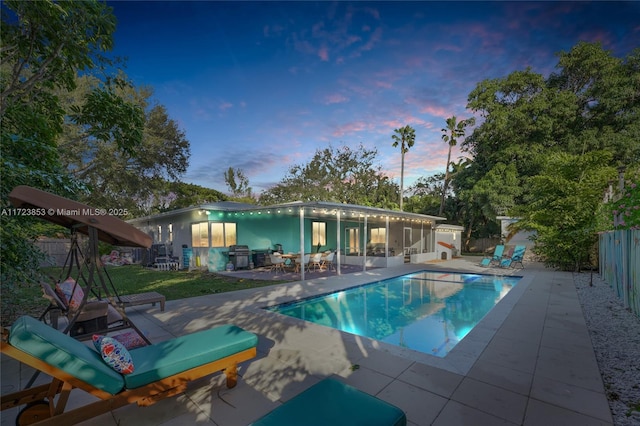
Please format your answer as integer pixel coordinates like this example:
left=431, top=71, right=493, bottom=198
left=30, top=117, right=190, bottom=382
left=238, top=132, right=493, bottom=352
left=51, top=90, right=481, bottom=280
left=219, top=101, right=233, bottom=111
left=318, top=45, right=330, bottom=61
left=419, top=105, right=451, bottom=120
left=360, top=26, right=382, bottom=53
left=332, top=121, right=375, bottom=137
left=289, top=5, right=383, bottom=65
left=381, top=116, right=433, bottom=132
left=323, top=93, right=349, bottom=104
left=385, top=138, right=467, bottom=179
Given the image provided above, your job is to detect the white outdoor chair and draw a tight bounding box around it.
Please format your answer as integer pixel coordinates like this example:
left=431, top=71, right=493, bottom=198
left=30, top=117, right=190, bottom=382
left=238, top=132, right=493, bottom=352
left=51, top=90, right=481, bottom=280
left=294, top=254, right=310, bottom=273
left=307, top=253, right=323, bottom=272
left=322, top=251, right=335, bottom=271
left=269, top=253, right=285, bottom=273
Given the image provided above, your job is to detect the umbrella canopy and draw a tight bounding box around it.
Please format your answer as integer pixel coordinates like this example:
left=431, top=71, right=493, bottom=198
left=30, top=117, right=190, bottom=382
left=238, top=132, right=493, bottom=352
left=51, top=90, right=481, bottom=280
left=9, top=186, right=152, bottom=248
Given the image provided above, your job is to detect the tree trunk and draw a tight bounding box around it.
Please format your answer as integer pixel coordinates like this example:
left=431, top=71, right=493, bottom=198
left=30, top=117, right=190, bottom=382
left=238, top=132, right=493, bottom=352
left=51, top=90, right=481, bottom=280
left=439, top=145, right=453, bottom=216
left=464, top=216, right=474, bottom=253
left=399, top=150, right=405, bottom=211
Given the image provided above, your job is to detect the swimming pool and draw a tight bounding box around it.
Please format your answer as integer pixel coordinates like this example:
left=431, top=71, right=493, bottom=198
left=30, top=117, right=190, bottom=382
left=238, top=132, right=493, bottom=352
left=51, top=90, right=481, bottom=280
left=266, top=271, right=521, bottom=357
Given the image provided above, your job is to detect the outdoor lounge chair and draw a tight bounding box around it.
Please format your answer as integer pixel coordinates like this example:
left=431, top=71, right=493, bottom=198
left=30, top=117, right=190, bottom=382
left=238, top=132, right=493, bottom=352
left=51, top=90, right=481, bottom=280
left=1, top=315, right=258, bottom=425
left=480, top=244, right=504, bottom=267
left=489, top=244, right=505, bottom=266
left=500, top=245, right=526, bottom=268
left=249, top=378, right=406, bottom=426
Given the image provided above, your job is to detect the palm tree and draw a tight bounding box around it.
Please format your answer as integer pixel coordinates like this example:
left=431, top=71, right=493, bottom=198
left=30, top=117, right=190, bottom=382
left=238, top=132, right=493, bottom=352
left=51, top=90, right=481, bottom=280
left=391, top=125, right=416, bottom=211
left=439, top=116, right=475, bottom=216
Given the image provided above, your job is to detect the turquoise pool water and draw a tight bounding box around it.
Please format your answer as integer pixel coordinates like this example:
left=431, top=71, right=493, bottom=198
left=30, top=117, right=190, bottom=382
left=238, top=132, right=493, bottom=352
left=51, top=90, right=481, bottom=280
left=266, top=271, right=521, bottom=357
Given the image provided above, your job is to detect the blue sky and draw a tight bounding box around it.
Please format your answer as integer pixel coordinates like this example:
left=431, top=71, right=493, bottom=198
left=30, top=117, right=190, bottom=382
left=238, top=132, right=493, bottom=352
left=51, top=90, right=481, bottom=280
left=108, top=1, right=639, bottom=195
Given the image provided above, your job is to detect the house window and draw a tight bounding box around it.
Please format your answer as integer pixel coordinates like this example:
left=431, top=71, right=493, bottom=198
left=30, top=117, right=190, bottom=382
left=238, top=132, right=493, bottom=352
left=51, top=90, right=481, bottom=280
left=211, top=222, right=237, bottom=247
left=312, top=221, right=326, bottom=247
left=370, top=227, right=386, bottom=244
left=191, top=222, right=209, bottom=247
left=168, top=223, right=173, bottom=242
left=157, top=225, right=162, bottom=242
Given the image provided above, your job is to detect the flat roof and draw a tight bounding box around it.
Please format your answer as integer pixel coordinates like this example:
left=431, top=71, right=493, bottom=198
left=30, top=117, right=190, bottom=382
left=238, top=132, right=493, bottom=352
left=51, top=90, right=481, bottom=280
left=129, top=200, right=446, bottom=224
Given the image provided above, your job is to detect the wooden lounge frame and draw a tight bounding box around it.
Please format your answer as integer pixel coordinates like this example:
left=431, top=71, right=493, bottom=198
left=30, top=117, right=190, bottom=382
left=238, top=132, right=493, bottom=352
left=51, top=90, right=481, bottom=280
left=1, top=327, right=257, bottom=425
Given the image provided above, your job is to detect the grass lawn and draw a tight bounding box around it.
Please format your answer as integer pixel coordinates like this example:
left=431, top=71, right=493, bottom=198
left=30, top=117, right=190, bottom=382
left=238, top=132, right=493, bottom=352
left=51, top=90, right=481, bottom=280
left=2, top=265, right=286, bottom=327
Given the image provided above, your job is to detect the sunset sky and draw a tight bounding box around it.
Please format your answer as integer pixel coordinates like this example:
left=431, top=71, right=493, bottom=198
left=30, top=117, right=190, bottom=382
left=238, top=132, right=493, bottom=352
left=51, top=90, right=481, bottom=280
left=108, top=1, right=640, bottom=195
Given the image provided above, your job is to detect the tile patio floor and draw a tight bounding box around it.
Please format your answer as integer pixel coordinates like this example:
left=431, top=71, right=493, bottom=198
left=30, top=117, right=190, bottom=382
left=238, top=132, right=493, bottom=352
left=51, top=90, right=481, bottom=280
left=1, top=258, right=613, bottom=425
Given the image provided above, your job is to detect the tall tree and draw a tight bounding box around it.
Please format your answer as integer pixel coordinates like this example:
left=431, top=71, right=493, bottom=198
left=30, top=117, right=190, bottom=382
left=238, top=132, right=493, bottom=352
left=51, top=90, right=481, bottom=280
left=160, top=182, right=227, bottom=211
left=57, top=76, right=189, bottom=216
left=439, top=116, right=474, bottom=215
left=0, top=0, right=142, bottom=316
left=259, top=144, right=398, bottom=208
left=512, top=151, right=615, bottom=271
left=403, top=174, right=444, bottom=216
left=0, top=0, right=116, bottom=115
left=391, top=125, right=416, bottom=211
left=224, top=167, right=253, bottom=199
left=455, top=41, right=638, bottom=266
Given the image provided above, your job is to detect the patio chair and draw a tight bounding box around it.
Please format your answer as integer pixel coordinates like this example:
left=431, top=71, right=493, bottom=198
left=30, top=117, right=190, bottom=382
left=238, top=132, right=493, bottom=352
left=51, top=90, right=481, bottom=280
left=294, top=254, right=310, bottom=273
left=269, top=253, right=285, bottom=273
left=500, top=245, right=526, bottom=268
left=307, top=252, right=323, bottom=272
left=322, top=251, right=336, bottom=271
left=1, top=315, right=258, bottom=425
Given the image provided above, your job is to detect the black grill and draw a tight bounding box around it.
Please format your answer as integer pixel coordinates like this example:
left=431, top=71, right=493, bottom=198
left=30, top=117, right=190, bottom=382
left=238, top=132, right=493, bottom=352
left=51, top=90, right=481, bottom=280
left=228, top=245, right=250, bottom=269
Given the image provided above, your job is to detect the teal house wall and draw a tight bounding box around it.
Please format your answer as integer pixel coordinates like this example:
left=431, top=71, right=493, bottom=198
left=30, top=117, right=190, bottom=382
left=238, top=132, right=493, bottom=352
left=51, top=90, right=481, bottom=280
left=128, top=201, right=444, bottom=273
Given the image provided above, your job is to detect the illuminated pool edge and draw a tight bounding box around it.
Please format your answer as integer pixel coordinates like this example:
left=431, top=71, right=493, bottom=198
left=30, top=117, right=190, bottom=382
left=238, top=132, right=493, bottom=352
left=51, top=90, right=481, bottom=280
left=264, top=270, right=524, bottom=361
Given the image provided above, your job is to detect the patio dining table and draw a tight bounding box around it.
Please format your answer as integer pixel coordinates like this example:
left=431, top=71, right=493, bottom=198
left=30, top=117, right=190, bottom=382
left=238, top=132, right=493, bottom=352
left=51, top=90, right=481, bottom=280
left=280, top=253, right=331, bottom=272
left=280, top=253, right=299, bottom=270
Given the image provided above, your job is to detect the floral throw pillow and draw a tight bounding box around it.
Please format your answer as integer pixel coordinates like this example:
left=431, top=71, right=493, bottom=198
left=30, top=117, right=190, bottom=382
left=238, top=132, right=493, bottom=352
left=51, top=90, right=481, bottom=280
left=53, top=283, right=69, bottom=309
left=113, top=331, right=147, bottom=350
left=92, top=335, right=135, bottom=374
left=59, top=278, right=84, bottom=311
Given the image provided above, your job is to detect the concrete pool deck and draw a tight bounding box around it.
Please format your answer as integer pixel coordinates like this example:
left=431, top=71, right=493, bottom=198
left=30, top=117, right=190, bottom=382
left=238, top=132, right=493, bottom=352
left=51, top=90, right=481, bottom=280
left=1, top=258, right=613, bottom=425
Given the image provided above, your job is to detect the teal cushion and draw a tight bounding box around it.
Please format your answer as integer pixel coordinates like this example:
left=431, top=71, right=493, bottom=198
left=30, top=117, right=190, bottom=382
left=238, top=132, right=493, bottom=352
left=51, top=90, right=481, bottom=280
left=9, top=316, right=125, bottom=395
left=250, top=378, right=407, bottom=426
left=124, top=324, right=258, bottom=389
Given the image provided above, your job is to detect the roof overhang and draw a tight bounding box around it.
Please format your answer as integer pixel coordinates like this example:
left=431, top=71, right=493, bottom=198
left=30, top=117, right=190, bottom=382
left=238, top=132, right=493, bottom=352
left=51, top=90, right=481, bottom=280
left=435, top=224, right=464, bottom=231
left=201, top=201, right=444, bottom=223
left=129, top=201, right=445, bottom=225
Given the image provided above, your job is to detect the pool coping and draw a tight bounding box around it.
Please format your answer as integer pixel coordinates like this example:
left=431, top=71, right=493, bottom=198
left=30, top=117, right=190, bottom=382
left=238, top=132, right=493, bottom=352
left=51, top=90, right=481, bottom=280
left=2, top=259, right=613, bottom=425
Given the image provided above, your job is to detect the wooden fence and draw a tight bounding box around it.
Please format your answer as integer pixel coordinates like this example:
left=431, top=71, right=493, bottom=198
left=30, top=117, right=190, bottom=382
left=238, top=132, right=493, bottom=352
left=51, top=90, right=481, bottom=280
left=34, top=238, right=146, bottom=267
left=34, top=238, right=72, bottom=267
left=599, top=229, right=640, bottom=317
